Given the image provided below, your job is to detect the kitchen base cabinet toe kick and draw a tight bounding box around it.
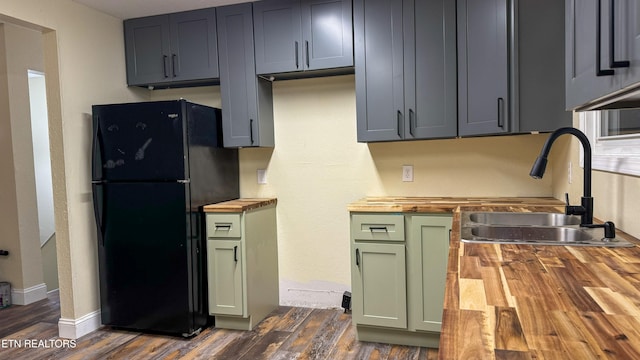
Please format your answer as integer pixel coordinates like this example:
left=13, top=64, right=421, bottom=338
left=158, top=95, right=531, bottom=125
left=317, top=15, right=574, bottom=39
left=204, top=199, right=279, bottom=331
left=349, top=213, right=452, bottom=348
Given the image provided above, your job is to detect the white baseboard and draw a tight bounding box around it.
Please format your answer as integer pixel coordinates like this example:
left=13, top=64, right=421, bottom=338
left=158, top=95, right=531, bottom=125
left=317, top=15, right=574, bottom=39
left=11, top=283, right=47, bottom=305
left=58, top=310, right=101, bottom=339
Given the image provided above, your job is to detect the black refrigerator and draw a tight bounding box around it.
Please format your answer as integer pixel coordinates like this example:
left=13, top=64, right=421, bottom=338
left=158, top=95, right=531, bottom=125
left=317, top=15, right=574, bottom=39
left=91, top=100, right=239, bottom=336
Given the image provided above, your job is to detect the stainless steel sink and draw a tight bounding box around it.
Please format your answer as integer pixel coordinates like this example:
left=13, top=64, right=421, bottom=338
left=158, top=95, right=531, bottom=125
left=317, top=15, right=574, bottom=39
left=468, top=212, right=581, bottom=226
left=460, top=212, right=634, bottom=247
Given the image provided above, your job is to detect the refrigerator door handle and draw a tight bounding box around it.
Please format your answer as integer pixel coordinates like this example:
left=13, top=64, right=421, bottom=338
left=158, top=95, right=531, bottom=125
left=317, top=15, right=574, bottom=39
left=92, top=183, right=105, bottom=246
left=92, top=115, right=103, bottom=180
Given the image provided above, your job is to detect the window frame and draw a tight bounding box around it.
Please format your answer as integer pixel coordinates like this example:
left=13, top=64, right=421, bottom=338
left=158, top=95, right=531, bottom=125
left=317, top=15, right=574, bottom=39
left=580, top=111, right=640, bottom=177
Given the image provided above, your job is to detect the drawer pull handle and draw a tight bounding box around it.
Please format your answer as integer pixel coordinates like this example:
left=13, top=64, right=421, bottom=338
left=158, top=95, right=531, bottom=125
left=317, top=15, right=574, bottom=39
left=355, top=248, right=360, bottom=267
left=234, top=245, right=238, bottom=262
left=215, top=224, right=231, bottom=230
left=369, top=226, right=388, bottom=233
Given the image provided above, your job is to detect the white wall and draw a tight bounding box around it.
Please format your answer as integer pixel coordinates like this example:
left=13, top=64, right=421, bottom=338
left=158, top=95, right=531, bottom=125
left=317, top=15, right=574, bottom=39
left=29, top=71, right=55, bottom=246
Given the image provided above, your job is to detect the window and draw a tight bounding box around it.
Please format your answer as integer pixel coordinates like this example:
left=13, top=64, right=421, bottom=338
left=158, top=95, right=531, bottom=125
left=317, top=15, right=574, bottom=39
left=580, top=109, right=640, bottom=176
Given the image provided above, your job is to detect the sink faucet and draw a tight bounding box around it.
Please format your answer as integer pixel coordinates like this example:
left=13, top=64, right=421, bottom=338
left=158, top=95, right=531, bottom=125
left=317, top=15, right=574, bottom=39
left=529, top=127, right=593, bottom=225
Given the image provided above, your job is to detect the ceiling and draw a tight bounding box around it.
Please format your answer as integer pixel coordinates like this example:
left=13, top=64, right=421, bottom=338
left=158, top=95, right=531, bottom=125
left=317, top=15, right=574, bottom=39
left=73, top=0, right=254, bottom=20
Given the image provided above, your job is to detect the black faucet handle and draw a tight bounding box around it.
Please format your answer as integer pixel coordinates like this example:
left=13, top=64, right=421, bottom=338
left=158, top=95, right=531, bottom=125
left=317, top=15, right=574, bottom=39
left=564, top=193, right=586, bottom=216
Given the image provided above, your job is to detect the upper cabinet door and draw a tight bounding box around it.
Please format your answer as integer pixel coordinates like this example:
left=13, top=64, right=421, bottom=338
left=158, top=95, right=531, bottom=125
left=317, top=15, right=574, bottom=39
left=125, top=15, right=171, bottom=86
left=404, top=0, right=457, bottom=139
left=565, top=0, right=619, bottom=110
left=457, top=0, right=510, bottom=136
left=254, top=0, right=353, bottom=75
left=617, top=0, right=640, bottom=90
left=253, top=0, right=302, bottom=74
left=169, top=8, right=219, bottom=82
left=124, top=8, right=219, bottom=87
left=301, top=0, right=354, bottom=71
left=354, top=0, right=405, bottom=142
left=217, top=3, right=275, bottom=148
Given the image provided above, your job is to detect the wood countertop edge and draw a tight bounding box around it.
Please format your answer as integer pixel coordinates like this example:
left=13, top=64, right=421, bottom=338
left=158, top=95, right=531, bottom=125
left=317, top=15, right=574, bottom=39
left=203, top=198, right=277, bottom=213
left=347, top=197, right=564, bottom=213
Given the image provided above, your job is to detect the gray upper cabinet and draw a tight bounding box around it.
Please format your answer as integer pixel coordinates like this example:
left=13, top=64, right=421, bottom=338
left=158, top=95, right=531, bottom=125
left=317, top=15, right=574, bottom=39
left=124, top=8, right=219, bottom=87
left=566, top=0, right=640, bottom=111
left=457, top=0, right=509, bottom=136
left=355, top=0, right=457, bottom=142
left=253, top=0, right=353, bottom=76
left=406, top=0, right=457, bottom=140
left=458, top=0, right=570, bottom=136
left=217, top=3, right=274, bottom=148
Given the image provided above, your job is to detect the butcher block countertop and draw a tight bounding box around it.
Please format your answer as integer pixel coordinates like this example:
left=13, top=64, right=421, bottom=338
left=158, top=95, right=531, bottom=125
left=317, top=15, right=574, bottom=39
left=203, top=198, right=277, bottom=213
left=349, top=197, right=640, bottom=359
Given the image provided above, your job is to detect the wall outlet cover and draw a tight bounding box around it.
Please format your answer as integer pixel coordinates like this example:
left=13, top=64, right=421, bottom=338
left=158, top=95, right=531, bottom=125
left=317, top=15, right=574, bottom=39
left=402, top=165, right=414, bottom=182
left=257, top=169, right=267, bottom=184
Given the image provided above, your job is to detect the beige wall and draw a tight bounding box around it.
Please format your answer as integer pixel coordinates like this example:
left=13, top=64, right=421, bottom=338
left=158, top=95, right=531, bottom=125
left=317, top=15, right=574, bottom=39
left=1, top=0, right=145, bottom=326
left=0, top=22, right=45, bottom=299
left=154, top=75, right=557, bottom=306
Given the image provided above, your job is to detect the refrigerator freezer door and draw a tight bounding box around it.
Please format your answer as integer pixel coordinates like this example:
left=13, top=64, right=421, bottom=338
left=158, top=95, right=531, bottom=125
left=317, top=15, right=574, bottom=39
left=94, top=181, right=205, bottom=335
left=92, top=101, right=188, bottom=182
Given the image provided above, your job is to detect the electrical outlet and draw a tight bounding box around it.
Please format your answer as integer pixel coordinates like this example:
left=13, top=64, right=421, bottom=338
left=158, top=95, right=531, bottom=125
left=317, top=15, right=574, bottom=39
left=257, top=169, right=267, bottom=184
left=402, top=165, right=414, bottom=182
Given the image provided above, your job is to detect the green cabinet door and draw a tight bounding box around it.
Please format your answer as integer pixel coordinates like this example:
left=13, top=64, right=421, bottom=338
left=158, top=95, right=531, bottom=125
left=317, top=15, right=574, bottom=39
left=207, top=240, right=244, bottom=316
left=407, top=215, right=451, bottom=333
left=351, top=242, right=407, bottom=329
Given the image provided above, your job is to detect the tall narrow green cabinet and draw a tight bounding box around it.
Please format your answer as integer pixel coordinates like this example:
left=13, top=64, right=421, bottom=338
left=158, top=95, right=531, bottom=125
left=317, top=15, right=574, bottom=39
left=205, top=199, right=279, bottom=330
left=350, top=212, right=451, bottom=347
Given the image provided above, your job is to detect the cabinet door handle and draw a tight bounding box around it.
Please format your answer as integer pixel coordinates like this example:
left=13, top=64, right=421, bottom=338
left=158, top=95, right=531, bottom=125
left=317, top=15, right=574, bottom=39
left=597, top=0, right=615, bottom=76
left=172, top=54, right=178, bottom=77
left=305, top=40, right=310, bottom=68
left=234, top=245, right=238, bottom=262
left=163, top=55, right=169, bottom=78
left=295, top=41, right=299, bottom=69
left=397, top=110, right=403, bottom=138
left=497, top=98, right=504, bottom=128
left=609, top=0, right=630, bottom=68
left=369, top=226, right=388, bottom=233
left=355, top=248, right=360, bottom=267
left=249, top=119, right=255, bottom=145
left=409, top=109, right=415, bottom=137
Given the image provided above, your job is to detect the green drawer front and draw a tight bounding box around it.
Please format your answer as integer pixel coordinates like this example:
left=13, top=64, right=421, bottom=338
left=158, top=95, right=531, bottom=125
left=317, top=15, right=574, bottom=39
left=206, top=213, right=242, bottom=239
left=351, top=214, right=405, bottom=241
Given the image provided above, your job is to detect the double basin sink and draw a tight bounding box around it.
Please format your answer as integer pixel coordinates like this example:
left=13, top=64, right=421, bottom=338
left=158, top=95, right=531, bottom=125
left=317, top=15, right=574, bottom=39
left=460, top=212, right=634, bottom=247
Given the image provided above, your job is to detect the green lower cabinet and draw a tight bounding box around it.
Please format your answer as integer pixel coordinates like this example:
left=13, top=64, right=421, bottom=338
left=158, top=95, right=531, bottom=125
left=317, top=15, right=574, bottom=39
left=407, top=215, right=451, bottom=333
left=206, top=204, right=279, bottom=331
left=350, top=212, right=452, bottom=348
left=351, top=242, right=407, bottom=329
left=207, top=240, right=244, bottom=316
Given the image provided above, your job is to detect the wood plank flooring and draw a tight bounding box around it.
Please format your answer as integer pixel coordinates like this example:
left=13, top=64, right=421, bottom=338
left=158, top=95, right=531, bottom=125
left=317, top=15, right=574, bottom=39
left=0, top=291, right=438, bottom=359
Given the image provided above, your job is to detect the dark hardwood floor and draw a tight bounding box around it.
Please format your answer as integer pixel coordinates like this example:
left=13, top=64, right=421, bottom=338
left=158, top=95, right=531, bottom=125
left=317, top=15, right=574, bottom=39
left=0, top=291, right=438, bottom=359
